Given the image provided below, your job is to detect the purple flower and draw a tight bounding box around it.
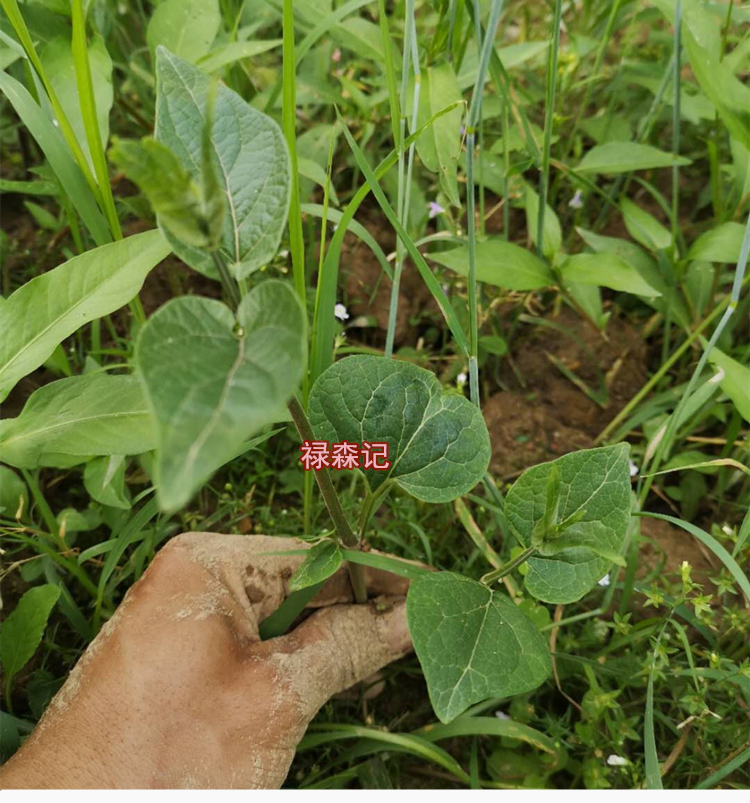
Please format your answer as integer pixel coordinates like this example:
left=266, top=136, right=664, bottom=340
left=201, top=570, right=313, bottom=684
left=428, top=201, right=445, bottom=219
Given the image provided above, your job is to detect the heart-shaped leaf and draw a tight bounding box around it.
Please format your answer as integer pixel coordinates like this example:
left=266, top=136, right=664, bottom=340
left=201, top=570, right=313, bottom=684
left=136, top=280, right=306, bottom=511
left=407, top=572, right=551, bottom=723
left=289, top=541, right=342, bottom=592
left=505, top=444, right=632, bottom=604
left=308, top=355, right=490, bottom=503
left=154, top=47, right=290, bottom=280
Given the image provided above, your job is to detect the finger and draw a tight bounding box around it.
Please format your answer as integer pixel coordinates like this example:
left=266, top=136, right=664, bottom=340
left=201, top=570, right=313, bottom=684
left=166, top=533, right=311, bottom=628
left=258, top=596, right=412, bottom=717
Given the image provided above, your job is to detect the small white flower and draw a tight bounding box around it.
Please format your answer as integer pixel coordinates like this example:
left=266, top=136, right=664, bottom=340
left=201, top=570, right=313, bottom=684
left=598, top=574, right=611, bottom=587
left=607, top=755, right=629, bottom=767
left=495, top=710, right=511, bottom=720
left=568, top=189, right=583, bottom=209
left=334, top=303, right=349, bottom=321
left=457, top=371, right=468, bottom=387
left=629, top=459, right=639, bottom=478
left=722, top=523, right=733, bottom=536
left=428, top=201, right=445, bottom=219
left=278, top=249, right=289, bottom=259
left=332, top=48, right=342, bottom=63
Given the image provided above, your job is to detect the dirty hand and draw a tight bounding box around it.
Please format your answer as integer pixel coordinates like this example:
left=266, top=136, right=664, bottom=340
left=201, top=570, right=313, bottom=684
left=0, top=533, right=412, bottom=789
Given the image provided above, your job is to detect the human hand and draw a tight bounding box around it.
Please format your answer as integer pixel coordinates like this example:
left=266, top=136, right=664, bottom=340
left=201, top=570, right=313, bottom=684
left=0, top=533, right=412, bottom=789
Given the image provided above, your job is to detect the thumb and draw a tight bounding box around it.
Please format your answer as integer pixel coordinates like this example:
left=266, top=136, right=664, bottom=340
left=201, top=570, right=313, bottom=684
left=268, top=598, right=412, bottom=717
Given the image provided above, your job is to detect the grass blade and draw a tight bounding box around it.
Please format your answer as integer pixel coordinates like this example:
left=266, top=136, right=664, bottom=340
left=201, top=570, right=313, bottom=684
left=0, top=72, right=111, bottom=245
left=71, top=0, right=121, bottom=239
left=536, top=0, right=562, bottom=259
left=282, top=0, right=306, bottom=305
left=309, top=100, right=466, bottom=383
left=696, top=745, right=750, bottom=789
left=338, top=114, right=469, bottom=357
left=1, top=0, right=103, bottom=211
left=299, top=724, right=470, bottom=783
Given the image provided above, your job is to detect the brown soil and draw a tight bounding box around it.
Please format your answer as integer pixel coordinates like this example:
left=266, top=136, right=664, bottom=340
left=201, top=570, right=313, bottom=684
left=485, top=307, right=647, bottom=479
left=341, top=207, right=437, bottom=347
left=639, top=517, right=718, bottom=588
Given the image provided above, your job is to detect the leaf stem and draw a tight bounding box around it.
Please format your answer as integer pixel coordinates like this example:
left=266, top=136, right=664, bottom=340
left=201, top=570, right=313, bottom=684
left=481, top=546, right=536, bottom=586
left=357, top=481, right=393, bottom=541
left=287, top=396, right=367, bottom=603
left=211, top=250, right=242, bottom=311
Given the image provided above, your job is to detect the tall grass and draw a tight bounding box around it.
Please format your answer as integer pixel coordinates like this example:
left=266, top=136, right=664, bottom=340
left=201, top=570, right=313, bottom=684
left=282, top=0, right=306, bottom=307
left=385, top=0, right=419, bottom=358
left=535, top=0, right=562, bottom=260
left=466, top=0, right=504, bottom=404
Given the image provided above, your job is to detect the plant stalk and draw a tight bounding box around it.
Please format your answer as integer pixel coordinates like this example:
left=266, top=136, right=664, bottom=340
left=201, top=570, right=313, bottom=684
left=211, top=250, right=242, bottom=310
left=536, top=0, right=562, bottom=259
left=481, top=546, right=536, bottom=586
left=385, top=0, right=419, bottom=358
left=287, top=396, right=367, bottom=603
left=465, top=0, right=504, bottom=405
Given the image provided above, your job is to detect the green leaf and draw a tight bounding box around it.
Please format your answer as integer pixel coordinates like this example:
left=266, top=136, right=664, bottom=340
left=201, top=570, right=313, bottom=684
left=1, top=585, right=61, bottom=694
left=0, top=375, right=156, bottom=468
left=147, top=0, right=221, bottom=63
left=525, top=184, right=561, bottom=258
left=136, top=281, right=306, bottom=511
left=684, top=28, right=750, bottom=150
left=289, top=541, right=342, bottom=592
left=505, top=444, right=632, bottom=604
left=688, top=222, right=746, bottom=263
left=562, top=253, right=661, bottom=296
left=41, top=32, right=113, bottom=173
left=155, top=47, right=290, bottom=281
left=0, top=466, right=27, bottom=519
left=196, top=38, right=283, bottom=74
left=308, top=355, right=490, bottom=503
left=620, top=198, right=672, bottom=252
left=577, top=142, right=691, bottom=174
left=576, top=226, right=689, bottom=327
left=83, top=455, right=131, bottom=510
left=0, top=229, right=170, bottom=402
left=708, top=348, right=750, bottom=423
left=428, top=238, right=554, bottom=291
left=415, top=64, right=464, bottom=207
left=407, top=572, right=551, bottom=723
left=0, top=70, right=110, bottom=245
left=110, top=136, right=224, bottom=249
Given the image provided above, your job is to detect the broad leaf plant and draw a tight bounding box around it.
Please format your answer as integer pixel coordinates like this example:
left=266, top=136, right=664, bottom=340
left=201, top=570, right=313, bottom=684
left=1, top=47, right=636, bottom=726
